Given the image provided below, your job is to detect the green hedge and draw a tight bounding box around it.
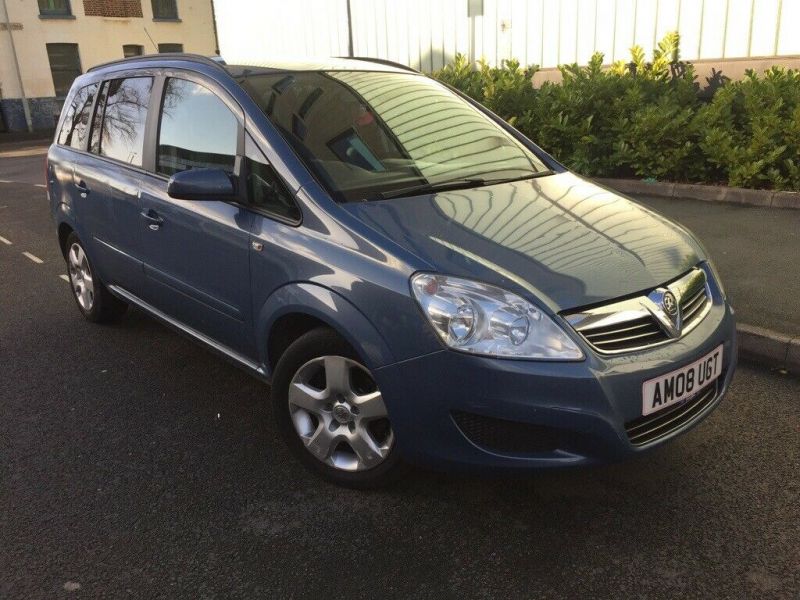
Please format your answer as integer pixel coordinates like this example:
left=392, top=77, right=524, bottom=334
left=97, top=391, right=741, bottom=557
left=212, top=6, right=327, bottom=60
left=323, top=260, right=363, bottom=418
left=432, top=33, right=800, bottom=191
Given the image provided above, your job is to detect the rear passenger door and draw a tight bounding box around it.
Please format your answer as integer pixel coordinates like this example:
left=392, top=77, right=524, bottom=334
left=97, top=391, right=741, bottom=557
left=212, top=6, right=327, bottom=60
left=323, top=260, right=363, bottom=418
left=48, top=82, right=99, bottom=225
left=79, top=76, right=154, bottom=291
left=137, top=74, right=255, bottom=357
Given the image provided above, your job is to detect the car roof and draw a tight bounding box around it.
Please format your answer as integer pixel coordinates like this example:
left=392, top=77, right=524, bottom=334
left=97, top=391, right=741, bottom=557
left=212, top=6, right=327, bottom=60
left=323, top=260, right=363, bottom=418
left=87, top=53, right=419, bottom=78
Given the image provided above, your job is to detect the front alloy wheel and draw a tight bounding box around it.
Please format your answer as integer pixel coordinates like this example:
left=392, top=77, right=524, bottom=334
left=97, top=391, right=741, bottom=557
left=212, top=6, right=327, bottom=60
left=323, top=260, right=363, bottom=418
left=272, top=327, right=403, bottom=487
left=288, top=355, right=394, bottom=471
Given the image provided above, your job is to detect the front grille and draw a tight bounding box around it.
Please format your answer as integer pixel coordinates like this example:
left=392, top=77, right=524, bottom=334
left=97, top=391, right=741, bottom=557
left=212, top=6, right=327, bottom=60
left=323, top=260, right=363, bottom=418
left=564, top=268, right=712, bottom=355
left=580, top=315, right=668, bottom=352
left=680, top=282, right=710, bottom=328
left=624, top=381, right=718, bottom=446
left=452, top=411, right=563, bottom=455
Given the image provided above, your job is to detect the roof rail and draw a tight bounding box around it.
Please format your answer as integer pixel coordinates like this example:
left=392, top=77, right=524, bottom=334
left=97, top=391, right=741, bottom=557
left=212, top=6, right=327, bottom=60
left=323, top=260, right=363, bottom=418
left=88, top=53, right=227, bottom=73
left=336, top=56, right=420, bottom=74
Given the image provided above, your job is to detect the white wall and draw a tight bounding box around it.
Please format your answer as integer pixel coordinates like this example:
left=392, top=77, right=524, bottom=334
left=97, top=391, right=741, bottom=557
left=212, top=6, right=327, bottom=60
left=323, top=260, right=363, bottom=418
left=214, top=0, right=800, bottom=71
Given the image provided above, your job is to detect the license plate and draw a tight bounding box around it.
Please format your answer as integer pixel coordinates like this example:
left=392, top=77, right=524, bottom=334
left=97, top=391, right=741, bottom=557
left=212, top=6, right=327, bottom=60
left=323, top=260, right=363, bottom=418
left=641, top=345, right=723, bottom=416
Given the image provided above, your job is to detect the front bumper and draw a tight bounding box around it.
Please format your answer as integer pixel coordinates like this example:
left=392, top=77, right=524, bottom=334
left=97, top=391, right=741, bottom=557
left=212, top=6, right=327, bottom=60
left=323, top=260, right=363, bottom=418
left=373, top=299, right=737, bottom=471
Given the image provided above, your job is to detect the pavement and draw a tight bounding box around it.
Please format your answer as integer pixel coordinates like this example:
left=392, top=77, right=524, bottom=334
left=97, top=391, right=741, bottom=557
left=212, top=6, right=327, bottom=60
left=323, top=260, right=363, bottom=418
left=635, top=195, right=800, bottom=338
left=1, top=146, right=799, bottom=597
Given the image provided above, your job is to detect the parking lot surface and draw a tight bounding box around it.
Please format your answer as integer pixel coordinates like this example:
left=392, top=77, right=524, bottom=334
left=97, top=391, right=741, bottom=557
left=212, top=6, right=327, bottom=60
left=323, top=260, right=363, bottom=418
left=1, top=156, right=798, bottom=598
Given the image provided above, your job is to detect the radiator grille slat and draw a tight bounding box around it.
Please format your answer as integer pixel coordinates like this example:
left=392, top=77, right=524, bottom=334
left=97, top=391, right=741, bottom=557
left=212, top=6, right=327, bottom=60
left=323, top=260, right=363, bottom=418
left=625, top=381, right=719, bottom=446
left=565, top=268, right=712, bottom=354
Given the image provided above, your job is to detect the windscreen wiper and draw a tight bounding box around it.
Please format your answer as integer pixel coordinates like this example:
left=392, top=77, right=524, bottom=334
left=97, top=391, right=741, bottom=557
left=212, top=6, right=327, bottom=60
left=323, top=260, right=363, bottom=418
left=374, top=170, right=554, bottom=201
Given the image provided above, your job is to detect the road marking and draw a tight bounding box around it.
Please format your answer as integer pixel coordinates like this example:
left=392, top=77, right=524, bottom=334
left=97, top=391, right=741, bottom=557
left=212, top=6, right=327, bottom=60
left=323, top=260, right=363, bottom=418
left=0, top=179, right=11, bottom=184
left=0, top=147, right=48, bottom=158
left=22, top=251, right=43, bottom=264
left=0, top=235, right=11, bottom=245
left=59, top=274, right=70, bottom=282
left=34, top=184, right=46, bottom=188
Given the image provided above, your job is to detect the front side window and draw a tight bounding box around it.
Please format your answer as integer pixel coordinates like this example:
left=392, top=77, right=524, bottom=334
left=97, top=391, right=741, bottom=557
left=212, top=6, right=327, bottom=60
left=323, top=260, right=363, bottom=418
left=38, top=0, right=71, bottom=16
left=238, top=70, right=548, bottom=202
left=157, top=78, right=238, bottom=176
left=57, top=83, right=98, bottom=149
left=244, top=134, right=300, bottom=222
left=158, top=43, right=183, bottom=53
left=98, top=77, right=153, bottom=167
left=151, top=0, right=178, bottom=19
left=46, top=43, right=81, bottom=97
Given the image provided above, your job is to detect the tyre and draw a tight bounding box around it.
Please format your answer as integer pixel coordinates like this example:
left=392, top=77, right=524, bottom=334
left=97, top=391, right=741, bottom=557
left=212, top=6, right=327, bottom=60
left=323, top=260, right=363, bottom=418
left=271, top=327, right=403, bottom=488
left=65, top=232, right=128, bottom=323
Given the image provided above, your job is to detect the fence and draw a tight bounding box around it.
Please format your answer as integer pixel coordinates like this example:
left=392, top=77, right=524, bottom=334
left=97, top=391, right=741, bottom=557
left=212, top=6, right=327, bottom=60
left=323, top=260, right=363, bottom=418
left=214, top=0, right=800, bottom=71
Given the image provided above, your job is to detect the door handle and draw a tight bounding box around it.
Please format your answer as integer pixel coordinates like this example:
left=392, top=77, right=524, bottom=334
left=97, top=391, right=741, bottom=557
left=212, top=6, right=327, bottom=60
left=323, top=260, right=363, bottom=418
left=140, top=209, right=164, bottom=230
left=74, top=180, right=89, bottom=196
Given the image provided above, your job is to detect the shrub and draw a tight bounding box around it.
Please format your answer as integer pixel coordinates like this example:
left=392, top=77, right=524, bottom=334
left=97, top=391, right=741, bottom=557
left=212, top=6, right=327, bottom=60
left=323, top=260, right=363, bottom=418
left=431, top=33, right=800, bottom=191
left=694, top=67, right=800, bottom=190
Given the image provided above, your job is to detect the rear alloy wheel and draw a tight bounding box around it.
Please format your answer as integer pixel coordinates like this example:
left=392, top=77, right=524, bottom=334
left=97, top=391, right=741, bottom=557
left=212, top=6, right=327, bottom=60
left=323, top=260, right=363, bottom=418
left=68, top=242, right=95, bottom=312
left=64, top=233, right=127, bottom=323
left=272, top=327, right=403, bottom=487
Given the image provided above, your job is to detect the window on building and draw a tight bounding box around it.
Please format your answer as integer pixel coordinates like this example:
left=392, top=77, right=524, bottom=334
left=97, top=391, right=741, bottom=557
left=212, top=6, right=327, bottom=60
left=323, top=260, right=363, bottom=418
left=157, top=43, right=183, bottom=53
left=151, top=0, right=178, bottom=20
left=157, top=78, right=237, bottom=176
left=98, top=77, right=153, bottom=167
left=56, top=83, right=99, bottom=149
left=38, top=0, right=71, bottom=17
left=46, top=43, right=81, bottom=97
left=244, top=134, right=300, bottom=222
left=123, top=44, right=144, bottom=58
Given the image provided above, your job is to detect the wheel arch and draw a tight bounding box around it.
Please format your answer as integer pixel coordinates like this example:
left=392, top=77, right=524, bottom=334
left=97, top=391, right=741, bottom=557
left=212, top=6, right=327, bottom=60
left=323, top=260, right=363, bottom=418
left=57, top=222, right=74, bottom=259
left=258, top=282, right=396, bottom=377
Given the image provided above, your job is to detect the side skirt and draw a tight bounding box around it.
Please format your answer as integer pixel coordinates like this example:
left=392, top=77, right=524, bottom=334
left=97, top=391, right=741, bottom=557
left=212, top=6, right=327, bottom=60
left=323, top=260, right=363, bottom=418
left=107, top=284, right=270, bottom=383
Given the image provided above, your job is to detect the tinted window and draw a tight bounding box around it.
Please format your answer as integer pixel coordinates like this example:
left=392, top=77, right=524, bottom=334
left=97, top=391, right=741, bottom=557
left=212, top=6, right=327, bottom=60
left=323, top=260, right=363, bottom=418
left=157, top=78, right=238, bottom=176
left=46, top=43, right=81, bottom=97
left=245, top=134, right=300, bottom=222
left=98, top=77, right=152, bottom=167
left=39, top=0, right=71, bottom=16
left=151, top=0, right=178, bottom=19
left=88, top=81, right=108, bottom=154
left=57, top=83, right=98, bottom=149
left=123, top=44, right=143, bottom=57
left=158, top=43, right=183, bottom=53
left=239, top=71, right=547, bottom=202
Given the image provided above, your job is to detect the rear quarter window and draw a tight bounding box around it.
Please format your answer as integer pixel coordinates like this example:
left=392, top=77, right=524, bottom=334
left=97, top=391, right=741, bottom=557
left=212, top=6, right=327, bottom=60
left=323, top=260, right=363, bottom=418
left=57, top=83, right=99, bottom=150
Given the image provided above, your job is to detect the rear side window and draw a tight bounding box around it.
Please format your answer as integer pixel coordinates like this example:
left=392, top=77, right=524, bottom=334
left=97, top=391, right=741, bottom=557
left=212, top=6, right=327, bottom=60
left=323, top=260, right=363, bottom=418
left=97, top=77, right=153, bottom=167
left=157, top=78, right=238, bottom=176
left=88, top=81, right=108, bottom=154
left=57, top=83, right=99, bottom=149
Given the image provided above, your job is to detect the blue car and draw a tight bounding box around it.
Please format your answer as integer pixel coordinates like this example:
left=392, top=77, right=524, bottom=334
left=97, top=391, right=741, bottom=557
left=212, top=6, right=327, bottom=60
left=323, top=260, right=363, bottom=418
left=48, top=54, right=736, bottom=487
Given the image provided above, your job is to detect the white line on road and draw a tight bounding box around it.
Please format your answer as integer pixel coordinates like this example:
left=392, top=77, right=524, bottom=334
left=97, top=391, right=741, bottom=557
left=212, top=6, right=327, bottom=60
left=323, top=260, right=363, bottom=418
left=59, top=274, right=70, bottom=282
left=22, top=252, right=43, bottom=264
left=0, top=235, right=11, bottom=245
left=34, top=184, right=46, bottom=188
left=0, top=179, right=11, bottom=184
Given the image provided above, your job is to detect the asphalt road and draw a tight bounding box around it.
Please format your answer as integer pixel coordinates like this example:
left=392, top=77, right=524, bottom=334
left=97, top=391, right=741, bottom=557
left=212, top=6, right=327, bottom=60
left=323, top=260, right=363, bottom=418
left=1, top=154, right=799, bottom=599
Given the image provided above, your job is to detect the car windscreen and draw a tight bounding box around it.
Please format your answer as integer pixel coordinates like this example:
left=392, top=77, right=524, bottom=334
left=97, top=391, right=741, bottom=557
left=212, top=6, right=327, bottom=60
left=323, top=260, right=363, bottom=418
left=238, top=70, right=549, bottom=202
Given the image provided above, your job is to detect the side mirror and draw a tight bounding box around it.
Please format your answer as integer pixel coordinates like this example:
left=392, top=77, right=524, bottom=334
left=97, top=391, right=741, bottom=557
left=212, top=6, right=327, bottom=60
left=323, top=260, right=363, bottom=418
left=166, top=168, right=236, bottom=201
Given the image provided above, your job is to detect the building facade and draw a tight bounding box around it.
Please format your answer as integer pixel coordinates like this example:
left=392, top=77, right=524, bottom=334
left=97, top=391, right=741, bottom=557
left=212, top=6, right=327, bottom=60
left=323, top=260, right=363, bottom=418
left=0, top=0, right=217, bottom=131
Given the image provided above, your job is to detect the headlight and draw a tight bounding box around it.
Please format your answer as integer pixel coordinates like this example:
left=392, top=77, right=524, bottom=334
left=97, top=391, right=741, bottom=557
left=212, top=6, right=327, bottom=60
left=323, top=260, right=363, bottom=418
left=705, top=259, right=726, bottom=299
left=411, top=273, right=583, bottom=360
